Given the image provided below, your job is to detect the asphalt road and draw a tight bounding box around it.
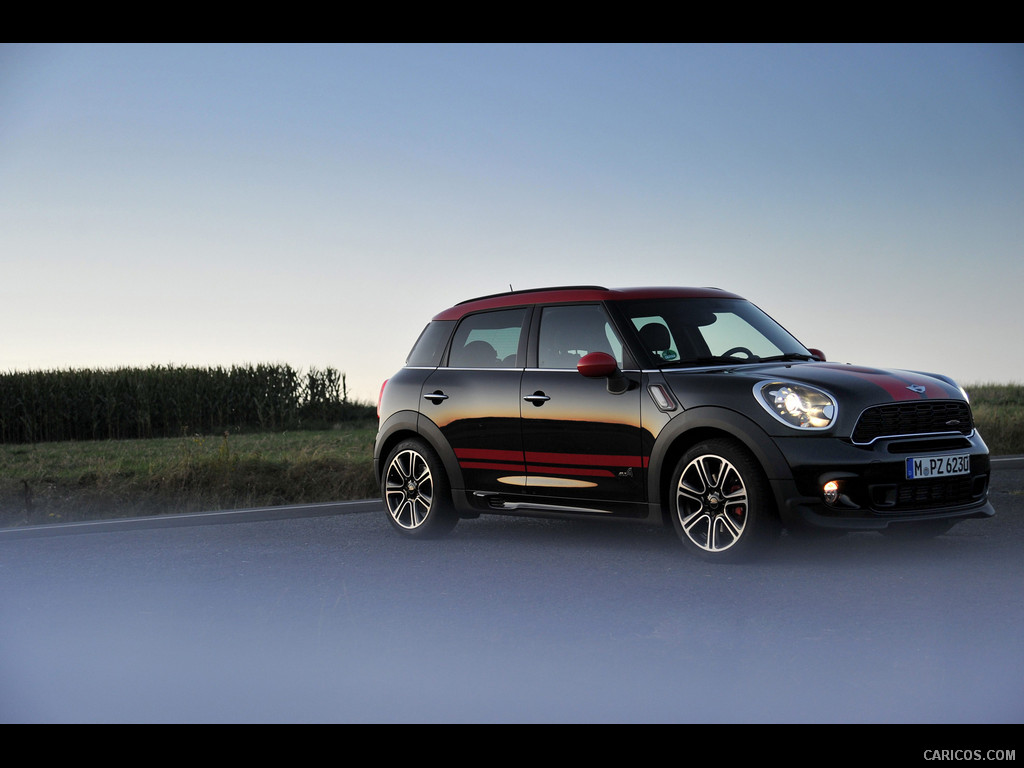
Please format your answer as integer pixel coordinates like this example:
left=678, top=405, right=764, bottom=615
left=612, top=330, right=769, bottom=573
left=1, top=461, right=1022, bottom=724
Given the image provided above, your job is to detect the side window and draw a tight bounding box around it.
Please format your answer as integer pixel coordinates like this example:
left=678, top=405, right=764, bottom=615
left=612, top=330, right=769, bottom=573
left=537, top=305, right=624, bottom=369
left=631, top=316, right=681, bottom=363
left=448, top=308, right=528, bottom=368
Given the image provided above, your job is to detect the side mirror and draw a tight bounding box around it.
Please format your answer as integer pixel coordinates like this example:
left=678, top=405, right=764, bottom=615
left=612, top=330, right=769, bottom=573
left=578, top=352, right=630, bottom=394
left=807, top=348, right=826, bottom=362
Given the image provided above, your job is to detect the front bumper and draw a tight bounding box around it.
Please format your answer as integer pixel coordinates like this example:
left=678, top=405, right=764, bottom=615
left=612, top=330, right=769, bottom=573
left=769, top=431, right=994, bottom=531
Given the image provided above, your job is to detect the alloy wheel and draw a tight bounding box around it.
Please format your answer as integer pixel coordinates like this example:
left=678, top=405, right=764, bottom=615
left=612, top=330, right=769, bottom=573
left=385, top=448, right=435, bottom=530
left=675, top=452, right=749, bottom=553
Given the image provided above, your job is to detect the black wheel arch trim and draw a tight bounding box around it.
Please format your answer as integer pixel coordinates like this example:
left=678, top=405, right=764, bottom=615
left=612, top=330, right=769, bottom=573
left=374, top=410, right=465, bottom=494
left=374, top=410, right=418, bottom=469
left=646, top=406, right=793, bottom=513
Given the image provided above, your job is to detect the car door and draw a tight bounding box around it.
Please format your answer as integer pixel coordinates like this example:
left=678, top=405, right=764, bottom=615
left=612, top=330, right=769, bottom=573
left=519, top=304, right=646, bottom=509
left=418, top=307, right=528, bottom=494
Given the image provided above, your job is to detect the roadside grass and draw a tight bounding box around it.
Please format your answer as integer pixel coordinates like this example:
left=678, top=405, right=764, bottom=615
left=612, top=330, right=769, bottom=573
left=965, top=383, right=1024, bottom=458
left=0, top=422, right=379, bottom=528
left=1, top=384, right=1020, bottom=529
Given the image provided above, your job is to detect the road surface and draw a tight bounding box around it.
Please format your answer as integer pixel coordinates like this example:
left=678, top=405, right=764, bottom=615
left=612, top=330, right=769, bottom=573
left=1, top=461, right=1022, bottom=724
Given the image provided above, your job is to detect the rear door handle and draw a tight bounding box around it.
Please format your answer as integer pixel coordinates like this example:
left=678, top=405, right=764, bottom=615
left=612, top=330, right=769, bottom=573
left=423, top=391, right=449, bottom=403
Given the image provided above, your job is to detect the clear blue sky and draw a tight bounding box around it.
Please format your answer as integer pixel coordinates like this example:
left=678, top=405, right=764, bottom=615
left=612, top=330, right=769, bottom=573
left=2, top=43, right=1021, bottom=403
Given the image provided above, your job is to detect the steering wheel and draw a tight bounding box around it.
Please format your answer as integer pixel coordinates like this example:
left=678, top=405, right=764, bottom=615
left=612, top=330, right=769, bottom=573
left=721, top=346, right=757, bottom=359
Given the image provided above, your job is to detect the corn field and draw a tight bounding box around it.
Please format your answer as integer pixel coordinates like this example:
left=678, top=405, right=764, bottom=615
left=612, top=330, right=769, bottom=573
left=0, top=364, right=374, bottom=443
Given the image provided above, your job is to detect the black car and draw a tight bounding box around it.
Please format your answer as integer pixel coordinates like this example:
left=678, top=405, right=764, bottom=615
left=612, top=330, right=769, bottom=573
left=373, top=286, right=993, bottom=560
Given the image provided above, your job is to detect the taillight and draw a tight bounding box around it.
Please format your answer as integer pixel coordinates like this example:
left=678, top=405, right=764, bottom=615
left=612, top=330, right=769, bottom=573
left=377, top=379, right=389, bottom=419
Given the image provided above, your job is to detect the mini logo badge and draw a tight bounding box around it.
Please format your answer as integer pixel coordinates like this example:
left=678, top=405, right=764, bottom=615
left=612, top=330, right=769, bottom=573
left=907, top=384, right=926, bottom=394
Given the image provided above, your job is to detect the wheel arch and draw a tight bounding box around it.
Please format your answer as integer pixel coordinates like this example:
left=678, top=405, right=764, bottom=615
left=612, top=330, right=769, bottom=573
left=374, top=410, right=464, bottom=492
left=648, top=407, right=792, bottom=524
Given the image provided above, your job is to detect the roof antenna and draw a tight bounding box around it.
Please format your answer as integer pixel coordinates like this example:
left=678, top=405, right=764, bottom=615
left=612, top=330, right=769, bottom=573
left=509, top=283, right=514, bottom=292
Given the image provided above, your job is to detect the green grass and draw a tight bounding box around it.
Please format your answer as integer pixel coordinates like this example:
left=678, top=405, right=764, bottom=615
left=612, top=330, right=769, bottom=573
left=965, top=383, right=1024, bottom=457
left=0, top=422, right=379, bottom=528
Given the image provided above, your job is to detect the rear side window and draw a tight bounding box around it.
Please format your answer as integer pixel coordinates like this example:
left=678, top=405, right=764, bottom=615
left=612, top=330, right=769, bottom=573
left=406, top=321, right=455, bottom=367
left=448, top=308, right=528, bottom=368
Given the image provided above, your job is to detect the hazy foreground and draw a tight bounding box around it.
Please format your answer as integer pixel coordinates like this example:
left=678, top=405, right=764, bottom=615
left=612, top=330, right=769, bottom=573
left=1, top=466, right=1020, bottom=724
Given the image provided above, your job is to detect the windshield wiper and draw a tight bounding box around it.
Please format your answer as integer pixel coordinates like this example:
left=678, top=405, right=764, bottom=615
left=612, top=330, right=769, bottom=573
left=664, top=356, right=759, bottom=367
left=661, top=352, right=819, bottom=368
left=757, top=353, right=819, bottom=362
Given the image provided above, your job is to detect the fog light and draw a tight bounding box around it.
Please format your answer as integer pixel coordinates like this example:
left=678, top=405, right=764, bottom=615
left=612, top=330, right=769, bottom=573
left=823, top=480, right=840, bottom=505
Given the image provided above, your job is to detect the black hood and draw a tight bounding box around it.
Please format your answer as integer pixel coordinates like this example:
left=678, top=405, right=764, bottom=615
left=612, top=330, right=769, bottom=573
left=665, top=361, right=966, bottom=406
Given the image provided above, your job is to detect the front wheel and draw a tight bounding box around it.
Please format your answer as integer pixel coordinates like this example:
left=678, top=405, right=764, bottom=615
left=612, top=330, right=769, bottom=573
left=382, top=439, right=458, bottom=538
left=669, top=439, right=777, bottom=561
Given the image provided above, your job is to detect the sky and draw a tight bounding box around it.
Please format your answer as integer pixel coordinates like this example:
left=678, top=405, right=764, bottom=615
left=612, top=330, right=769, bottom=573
left=2, top=43, right=1022, bottom=404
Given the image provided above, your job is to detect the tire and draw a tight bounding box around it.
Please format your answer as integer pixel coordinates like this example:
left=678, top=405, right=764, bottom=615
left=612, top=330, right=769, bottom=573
left=669, top=438, right=777, bottom=561
left=382, top=439, right=458, bottom=538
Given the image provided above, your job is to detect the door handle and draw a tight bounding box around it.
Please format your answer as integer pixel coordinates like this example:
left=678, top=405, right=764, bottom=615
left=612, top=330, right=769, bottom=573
left=523, top=392, right=550, bottom=406
left=423, top=391, right=449, bottom=403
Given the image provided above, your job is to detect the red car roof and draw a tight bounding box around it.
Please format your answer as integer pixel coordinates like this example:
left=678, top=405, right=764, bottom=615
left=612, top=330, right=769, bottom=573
left=432, top=286, right=743, bottom=321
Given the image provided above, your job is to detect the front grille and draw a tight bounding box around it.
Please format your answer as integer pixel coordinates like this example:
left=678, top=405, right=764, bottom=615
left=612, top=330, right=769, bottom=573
left=852, top=400, right=973, bottom=444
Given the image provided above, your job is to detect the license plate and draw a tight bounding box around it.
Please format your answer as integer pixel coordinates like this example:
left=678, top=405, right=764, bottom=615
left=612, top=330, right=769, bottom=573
left=906, top=453, right=971, bottom=480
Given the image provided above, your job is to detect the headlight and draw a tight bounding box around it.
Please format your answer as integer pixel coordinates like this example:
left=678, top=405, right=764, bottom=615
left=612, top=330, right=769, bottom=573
left=755, top=382, right=836, bottom=430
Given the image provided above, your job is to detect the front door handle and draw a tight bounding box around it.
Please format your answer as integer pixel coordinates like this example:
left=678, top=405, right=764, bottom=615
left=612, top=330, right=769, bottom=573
left=523, top=392, right=550, bottom=406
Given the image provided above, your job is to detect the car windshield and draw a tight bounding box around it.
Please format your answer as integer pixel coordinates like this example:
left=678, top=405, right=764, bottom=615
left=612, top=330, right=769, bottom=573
left=612, top=297, right=812, bottom=367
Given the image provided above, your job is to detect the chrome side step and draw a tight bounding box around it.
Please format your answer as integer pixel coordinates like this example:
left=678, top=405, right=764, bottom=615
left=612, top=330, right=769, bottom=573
left=472, top=491, right=612, bottom=516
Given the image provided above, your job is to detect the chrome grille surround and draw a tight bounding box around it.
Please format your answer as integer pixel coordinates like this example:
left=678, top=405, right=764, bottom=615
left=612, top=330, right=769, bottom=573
left=851, top=400, right=974, bottom=445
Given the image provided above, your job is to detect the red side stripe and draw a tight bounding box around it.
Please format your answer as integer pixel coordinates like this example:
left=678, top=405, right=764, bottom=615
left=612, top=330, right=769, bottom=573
left=455, top=448, right=525, bottom=462
left=460, top=461, right=526, bottom=472
left=456, top=447, right=649, bottom=476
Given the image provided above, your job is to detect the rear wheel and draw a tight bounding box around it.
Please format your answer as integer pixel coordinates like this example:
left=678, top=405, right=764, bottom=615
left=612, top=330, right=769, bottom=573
left=382, top=439, right=458, bottom=538
left=670, top=439, right=776, bottom=561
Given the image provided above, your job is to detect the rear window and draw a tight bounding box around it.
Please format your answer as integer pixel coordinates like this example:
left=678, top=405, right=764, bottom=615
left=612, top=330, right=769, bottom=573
left=406, top=321, right=455, bottom=367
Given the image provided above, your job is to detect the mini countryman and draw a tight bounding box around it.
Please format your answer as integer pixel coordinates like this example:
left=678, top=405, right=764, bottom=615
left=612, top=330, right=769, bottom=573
left=373, top=286, right=993, bottom=560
